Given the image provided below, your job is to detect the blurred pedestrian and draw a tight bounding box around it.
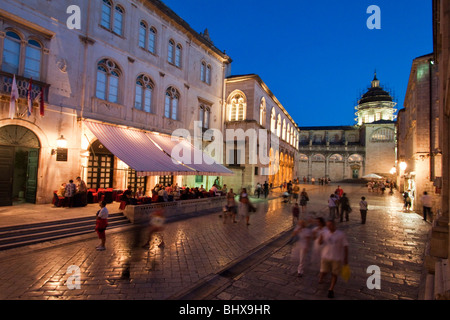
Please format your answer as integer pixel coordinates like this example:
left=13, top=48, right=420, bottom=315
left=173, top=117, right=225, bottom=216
left=291, top=220, right=312, bottom=277
left=339, top=193, right=351, bottom=222
left=225, top=188, right=237, bottom=223
left=95, top=201, right=109, bottom=250
left=421, top=191, right=432, bottom=222
left=311, top=217, right=326, bottom=271
left=327, top=194, right=338, bottom=220
left=142, top=209, right=166, bottom=249
left=299, top=188, right=309, bottom=213
left=318, top=220, right=349, bottom=299
left=239, top=188, right=251, bottom=226
left=359, top=196, right=368, bottom=224
left=292, top=202, right=300, bottom=225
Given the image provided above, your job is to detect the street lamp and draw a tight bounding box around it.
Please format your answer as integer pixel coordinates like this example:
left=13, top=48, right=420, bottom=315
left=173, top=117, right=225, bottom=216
left=399, top=161, right=407, bottom=171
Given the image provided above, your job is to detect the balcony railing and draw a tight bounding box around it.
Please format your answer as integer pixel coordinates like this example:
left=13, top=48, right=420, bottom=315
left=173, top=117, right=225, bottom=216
left=0, top=71, right=49, bottom=102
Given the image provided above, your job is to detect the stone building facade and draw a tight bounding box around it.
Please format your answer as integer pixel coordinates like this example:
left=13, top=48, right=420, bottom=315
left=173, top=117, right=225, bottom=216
left=0, top=0, right=232, bottom=205
left=298, top=75, right=397, bottom=182
left=396, top=53, right=441, bottom=213
left=223, top=74, right=300, bottom=193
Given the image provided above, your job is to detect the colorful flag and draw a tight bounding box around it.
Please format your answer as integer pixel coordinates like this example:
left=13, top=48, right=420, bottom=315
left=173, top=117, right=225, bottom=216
left=27, top=78, right=33, bottom=117
left=39, top=87, right=44, bottom=117
left=9, top=75, right=19, bottom=119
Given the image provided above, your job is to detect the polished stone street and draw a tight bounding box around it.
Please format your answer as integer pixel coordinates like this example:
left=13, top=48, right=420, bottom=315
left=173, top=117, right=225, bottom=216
left=0, top=183, right=430, bottom=301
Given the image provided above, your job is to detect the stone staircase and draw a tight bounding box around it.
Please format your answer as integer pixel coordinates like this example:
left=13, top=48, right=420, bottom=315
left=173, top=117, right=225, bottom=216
left=0, top=213, right=130, bottom=251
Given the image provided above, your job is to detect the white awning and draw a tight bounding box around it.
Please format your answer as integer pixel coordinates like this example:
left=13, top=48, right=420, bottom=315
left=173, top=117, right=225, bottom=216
left=85, top=121, right=233, bottom=177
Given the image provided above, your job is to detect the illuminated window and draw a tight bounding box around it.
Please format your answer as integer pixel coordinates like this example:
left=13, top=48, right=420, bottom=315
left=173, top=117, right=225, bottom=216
left=371, top=128, right=394, bottom=142
left=228, top=93, right=246, bottom=121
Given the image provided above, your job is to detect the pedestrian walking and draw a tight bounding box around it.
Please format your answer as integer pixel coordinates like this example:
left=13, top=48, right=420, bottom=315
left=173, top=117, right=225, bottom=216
left=318, top=219, right=349, bottom=299
left=292, top=203, right=300, bottom=225
left=359, top=196, right=368, bottom=224
left=300, top=188, right=309, bottom=213
left=95, top=201, right=109, bottom=250
left=142, top=209, right=166, bottom=249
left=225, top=188, right=237, bottom=223
left=339, top=193, right=351, bottom=222
left=311, top=217, right=326, bottom=271
left=292, top=184, right=300, bottom=203
left=291, top=220, right=312, bottom=277
left=421, top=191, right=432, bottom=222
left=263, top=181, right=269, bottom=198
left=239, top=188, right=251, bottom=226
left=327, top=194, right=338, bottom=220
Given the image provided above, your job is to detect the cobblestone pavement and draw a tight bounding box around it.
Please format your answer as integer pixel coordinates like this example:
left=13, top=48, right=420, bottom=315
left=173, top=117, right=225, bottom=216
left=0, top=184, right=431, bottom=301
left=207, top=184, right=431, bottom=300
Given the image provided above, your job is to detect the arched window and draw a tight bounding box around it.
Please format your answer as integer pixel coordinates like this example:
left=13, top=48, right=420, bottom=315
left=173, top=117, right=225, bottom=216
left=371, top=128, right=395, bottom=142
left=168, top=39, right=174, bottom=64
left=270, top=108, right=276, bottom=133
left=148, top=27, right=156, bottom=54
left=24, top=39, right=42, bottom=79
left=2, top=31, right=21, bottom=75
left=200, top=61, right=211, bottom=84
left=259, top=98, right=266, bottom=126
left=101, top=0, right=112, bottom=29
left=175, top=43, right=182, bottom=67
left=312, top=154, right=325, bottom=162
left=282, top=119, right=286, bottom=140
left=113, top=5, right=124, bottom=35
left=138, top=21, right=147, bottom=48
left=164, top=87, right=180, bottom=120
left=228, top=93, right=246, bottom=121
left=96, top=59, right=121, bottom=103
left=134, top=74, right=154, bottom=113
left=348, top=154, right=363, bottom=162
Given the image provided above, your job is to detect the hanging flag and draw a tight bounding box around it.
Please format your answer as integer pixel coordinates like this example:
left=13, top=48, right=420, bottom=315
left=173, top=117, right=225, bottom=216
left=39, top=87, right=45, bottom=117
left=9, top=75, right=19, bottom=119
left=27, top=78, right=33, bottom=117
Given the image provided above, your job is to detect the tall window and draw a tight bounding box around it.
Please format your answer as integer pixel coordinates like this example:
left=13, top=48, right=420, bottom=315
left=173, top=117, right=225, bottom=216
left=168, top=39, right=182, bottom=67
left=2, top=31, right=43, bottom=80
left=259, top=98, right=266, bottom=126
left=100, top=0, right=124, bottom=36
left=228, top=93, right=246, bottom=121
left=139, top=21, right=157, bottom=54
left=96, top=59, right=121, bottom=103
left=134, top=74, right=154, bottom=113
left=270, top=108, right=276, bottom=133
left=200, top=61, right=211, bottom=84
left=282, top=119, right=286, bottom=140
left=276, top=114, right=281, bottom=137
left=24, top=40, right=42, bottom=79
left=164, top=87, right=179, bottom=120
left=2, top=31, right=21, bottom=75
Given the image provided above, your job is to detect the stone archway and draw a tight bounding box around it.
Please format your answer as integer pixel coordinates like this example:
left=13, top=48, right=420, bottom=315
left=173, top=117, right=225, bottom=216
left=0, top=125, right=40, bottom=205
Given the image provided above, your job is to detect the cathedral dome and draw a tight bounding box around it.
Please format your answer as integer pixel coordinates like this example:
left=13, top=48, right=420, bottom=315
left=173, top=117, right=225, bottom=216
left=358, top=73, right=393, bottom=105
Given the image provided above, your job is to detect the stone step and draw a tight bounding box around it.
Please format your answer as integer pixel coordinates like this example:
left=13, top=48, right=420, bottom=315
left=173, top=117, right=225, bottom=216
left=0, top=213, right=130, bottom=251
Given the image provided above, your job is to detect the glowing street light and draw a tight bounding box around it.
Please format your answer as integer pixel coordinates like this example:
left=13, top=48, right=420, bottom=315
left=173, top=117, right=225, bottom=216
left=399, top=161, right=407, bottom=171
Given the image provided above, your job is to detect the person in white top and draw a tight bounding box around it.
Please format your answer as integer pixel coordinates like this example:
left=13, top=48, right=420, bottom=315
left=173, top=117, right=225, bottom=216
left=95, top=201, right=109, bottom=250
left=311, top=217, right=327, bottom=271
left=291, top=220, right=312, bottom=277
left=318, top=219, right=349, bottom=298
left=421, top=191, right=432, bottom=222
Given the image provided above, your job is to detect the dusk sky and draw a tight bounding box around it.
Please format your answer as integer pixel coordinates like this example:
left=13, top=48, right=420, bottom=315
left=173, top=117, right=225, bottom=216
left=162, top=0, right=433, bottom=127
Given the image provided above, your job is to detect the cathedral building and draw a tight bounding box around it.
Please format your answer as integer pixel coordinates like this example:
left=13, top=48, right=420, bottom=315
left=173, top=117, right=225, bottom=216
left=298, top=74, right=397, bottom=182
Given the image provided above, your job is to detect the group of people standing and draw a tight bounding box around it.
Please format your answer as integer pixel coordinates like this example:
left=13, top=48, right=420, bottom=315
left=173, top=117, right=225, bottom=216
left=327, top=186, right=368, bottom=224
left=55, top=177, right=87, bottom=208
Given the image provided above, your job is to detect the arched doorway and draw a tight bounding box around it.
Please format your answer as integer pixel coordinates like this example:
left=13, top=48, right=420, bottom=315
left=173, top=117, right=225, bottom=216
left=0, top=125, right=40, bottom=206
left=86, top=140, right=115, bottom=189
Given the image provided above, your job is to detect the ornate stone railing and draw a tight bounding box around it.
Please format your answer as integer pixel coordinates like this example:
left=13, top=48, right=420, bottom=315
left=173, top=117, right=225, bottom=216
left=0, top=71, right=49, bottom=101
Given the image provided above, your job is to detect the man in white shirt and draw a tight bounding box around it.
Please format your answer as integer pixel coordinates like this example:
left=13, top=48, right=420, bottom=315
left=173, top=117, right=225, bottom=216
left=318, top=220, right=349, bottom=298
left=421, top=191, right=432, bottom=222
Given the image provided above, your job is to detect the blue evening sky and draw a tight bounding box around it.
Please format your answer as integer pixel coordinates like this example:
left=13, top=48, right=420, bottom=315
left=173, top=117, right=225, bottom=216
left=162, top=0, right=433, bottom=127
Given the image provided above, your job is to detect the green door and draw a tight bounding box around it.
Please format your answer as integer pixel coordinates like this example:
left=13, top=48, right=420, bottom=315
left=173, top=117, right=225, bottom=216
left=25, top=149, right=39, bottom=203
left=0, top=146, right=14, bottom=206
